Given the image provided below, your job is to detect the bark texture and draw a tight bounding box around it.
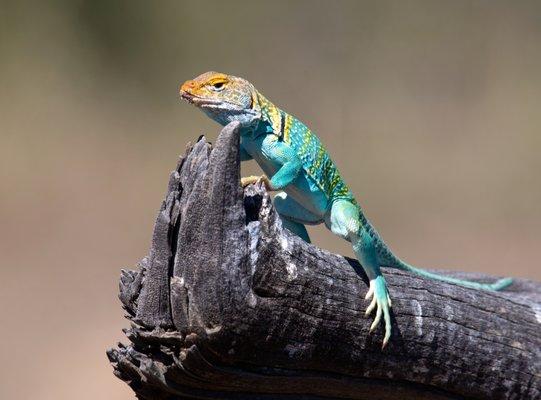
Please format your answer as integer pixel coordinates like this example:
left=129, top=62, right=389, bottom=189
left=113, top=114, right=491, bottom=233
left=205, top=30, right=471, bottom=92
left=108, top=122, right=541, bottom=400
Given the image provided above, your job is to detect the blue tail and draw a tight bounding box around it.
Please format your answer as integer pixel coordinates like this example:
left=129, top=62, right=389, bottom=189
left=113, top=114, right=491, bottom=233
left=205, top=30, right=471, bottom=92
left=392, top=261, right=513, bottom=291
left=359, top=213, right=513, bottom=291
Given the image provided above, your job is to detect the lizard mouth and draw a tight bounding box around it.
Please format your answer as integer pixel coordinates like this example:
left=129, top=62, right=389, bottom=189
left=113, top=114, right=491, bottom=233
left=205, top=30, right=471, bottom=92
left=179, top=91, right=224, bottom=108
left=179, top=91, right=246, bottom=113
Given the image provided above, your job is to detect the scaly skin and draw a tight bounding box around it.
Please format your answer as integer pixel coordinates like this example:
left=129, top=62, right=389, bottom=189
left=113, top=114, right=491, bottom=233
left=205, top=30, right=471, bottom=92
left=179, top=71, right=513, bottom=347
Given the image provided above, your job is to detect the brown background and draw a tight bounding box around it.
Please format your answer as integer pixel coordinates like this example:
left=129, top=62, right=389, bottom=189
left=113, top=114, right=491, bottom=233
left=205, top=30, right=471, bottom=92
left=1, top=1, right=539, bottom=399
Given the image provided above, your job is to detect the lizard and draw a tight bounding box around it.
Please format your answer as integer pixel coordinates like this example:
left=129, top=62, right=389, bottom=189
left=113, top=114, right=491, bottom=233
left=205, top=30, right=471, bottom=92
left=179, top=71, right=513, bottom=347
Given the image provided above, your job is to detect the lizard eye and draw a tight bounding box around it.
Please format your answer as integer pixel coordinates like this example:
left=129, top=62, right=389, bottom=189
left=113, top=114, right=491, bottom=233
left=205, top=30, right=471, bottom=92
left=209, top=81, right=226, bottom=92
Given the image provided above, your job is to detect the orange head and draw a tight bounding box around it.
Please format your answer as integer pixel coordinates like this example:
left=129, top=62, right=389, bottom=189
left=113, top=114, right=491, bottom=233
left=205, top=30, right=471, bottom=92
left=179, top=71, right=260, bottom=127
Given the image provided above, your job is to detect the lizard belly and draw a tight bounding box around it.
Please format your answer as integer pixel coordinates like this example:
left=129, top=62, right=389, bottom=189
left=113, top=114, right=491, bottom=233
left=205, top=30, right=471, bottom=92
left=282, top=172, right=329, bottom=217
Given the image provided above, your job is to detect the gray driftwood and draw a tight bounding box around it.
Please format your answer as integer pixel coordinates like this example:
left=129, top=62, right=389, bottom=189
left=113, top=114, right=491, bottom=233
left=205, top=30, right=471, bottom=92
left=108, top=122, right=540, bottom=400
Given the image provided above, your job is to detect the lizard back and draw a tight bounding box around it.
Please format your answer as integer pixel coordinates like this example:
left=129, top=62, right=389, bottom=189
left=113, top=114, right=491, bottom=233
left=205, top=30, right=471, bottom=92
left=282, top=112, right=357, bottom=204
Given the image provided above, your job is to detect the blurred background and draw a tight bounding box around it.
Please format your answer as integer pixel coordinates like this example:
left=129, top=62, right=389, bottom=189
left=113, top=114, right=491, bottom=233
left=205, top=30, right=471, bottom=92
left=1, top=1, right=540, bottom=399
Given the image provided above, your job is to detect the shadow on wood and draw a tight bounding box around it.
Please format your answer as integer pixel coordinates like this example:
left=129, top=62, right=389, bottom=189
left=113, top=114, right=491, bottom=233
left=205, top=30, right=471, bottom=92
left=108, top=122, right=540, bottom=400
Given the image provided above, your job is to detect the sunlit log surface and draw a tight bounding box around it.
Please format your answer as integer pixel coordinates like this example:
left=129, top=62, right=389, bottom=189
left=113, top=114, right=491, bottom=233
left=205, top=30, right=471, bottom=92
left=108, top=122, right=540, bottom=400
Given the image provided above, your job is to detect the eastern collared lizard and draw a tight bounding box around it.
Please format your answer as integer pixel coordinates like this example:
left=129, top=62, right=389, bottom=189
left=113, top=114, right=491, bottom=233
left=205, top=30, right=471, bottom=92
left=179, top=71, right=513, bottom=347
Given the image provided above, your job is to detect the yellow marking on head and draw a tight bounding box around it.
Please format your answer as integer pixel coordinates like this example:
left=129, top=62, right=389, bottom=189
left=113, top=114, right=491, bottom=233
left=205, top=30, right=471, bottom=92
left=180, top=71, right=231, bottom=97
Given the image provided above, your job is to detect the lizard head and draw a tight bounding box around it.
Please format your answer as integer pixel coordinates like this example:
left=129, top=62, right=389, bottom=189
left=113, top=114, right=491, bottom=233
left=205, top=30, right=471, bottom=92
left=179, top=71, right=260, bottom=128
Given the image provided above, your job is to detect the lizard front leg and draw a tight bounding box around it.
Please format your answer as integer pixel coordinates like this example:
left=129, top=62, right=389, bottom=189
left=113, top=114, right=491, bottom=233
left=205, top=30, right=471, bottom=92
left=240, top=144, right=253, bottom=162
left=243, top=135, right=302, bottom=191
left=274, top=191, right=324, bottom=242
left=240, top=141, right=275, bottom=189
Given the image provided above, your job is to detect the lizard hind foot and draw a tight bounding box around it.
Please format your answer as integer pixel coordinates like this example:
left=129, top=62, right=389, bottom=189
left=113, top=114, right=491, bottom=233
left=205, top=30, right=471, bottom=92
left=364, top=276, right=392, bottom=348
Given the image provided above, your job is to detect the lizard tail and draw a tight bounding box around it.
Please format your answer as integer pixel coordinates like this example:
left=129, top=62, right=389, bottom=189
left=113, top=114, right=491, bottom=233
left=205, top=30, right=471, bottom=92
left=388, top=259, right=513, bottom=291
left=358, top=213, right=513, bottom=291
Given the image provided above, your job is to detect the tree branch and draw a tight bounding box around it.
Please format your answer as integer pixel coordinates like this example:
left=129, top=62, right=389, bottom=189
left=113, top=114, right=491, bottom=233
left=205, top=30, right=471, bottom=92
left=108, top=122, right=541, bottom=400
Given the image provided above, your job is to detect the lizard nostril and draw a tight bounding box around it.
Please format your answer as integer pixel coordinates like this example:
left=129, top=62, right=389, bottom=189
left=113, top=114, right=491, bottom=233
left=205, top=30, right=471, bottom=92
left=180, top=80, right=196, bottom=93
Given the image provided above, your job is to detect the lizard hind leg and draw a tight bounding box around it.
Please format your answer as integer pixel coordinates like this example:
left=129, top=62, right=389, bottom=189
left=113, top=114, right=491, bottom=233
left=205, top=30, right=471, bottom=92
left=327, top=200, right=392, bottom=347
left=281, top=218, right=311, bottom=243
left=273, top=191, right=323, bottom=243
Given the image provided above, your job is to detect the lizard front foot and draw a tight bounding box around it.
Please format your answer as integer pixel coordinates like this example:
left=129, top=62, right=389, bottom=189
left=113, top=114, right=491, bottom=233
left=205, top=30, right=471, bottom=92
left=241, top=175, right=272, bottom=191
left=365, top=275, right=392, bottom=348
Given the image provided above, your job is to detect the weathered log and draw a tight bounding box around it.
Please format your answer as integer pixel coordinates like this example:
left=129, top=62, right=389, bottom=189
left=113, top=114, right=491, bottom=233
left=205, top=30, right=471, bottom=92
left=108, top=122, right=540, bottom=400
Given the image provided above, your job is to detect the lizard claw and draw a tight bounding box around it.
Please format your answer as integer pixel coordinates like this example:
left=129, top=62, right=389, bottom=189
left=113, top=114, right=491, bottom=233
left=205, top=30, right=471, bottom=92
left=241, top=175, right=272, bottom=191
left=364, top=276, right=392, bottom=348
left=364, top=284, right=374, bottom=300
left=257, top=175, right=272, bottom=191
left=240, top=175, right=259, bottom=187
left=365, top=294, right=377, bottom=316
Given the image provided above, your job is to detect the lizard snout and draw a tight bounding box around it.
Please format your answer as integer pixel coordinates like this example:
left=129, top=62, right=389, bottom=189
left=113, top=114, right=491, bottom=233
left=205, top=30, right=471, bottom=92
left=179, top=80, right=196, bottom=94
